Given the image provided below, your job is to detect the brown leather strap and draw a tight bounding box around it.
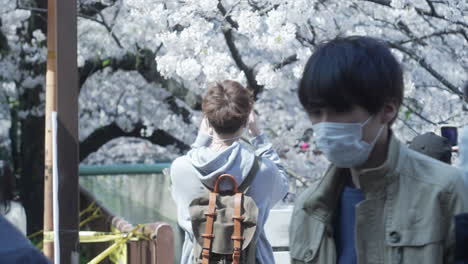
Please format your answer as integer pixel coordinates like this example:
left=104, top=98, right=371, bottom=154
left=201, top=192, right=217, bottom=264
left=213, top=174, right=238, bottom=193
left=231, top=192, right=245, bottom=264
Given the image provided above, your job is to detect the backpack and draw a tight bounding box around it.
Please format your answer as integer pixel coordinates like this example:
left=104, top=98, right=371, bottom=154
left=189, top=157, right=260, bottom=264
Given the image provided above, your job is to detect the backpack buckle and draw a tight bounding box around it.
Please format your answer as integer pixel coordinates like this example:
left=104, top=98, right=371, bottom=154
left=201, top=233, right=215, bottom=238
left=232, top=247, right=242, bottom=262
left=232, top=215, right=245, bottom=221
left=204, top=212, right=216, bottom=217
left=202, top=248, right=211, bottom=259
left=231, top=235, right=244, bottom=241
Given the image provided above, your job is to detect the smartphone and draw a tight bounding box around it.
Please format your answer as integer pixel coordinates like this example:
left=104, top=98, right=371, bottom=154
left=441, top=126, right=458, bottom=146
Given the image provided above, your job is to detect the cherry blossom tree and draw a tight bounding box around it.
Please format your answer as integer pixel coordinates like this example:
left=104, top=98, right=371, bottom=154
left=123, top=0, right=467, bottom=182
left=0, top=0, right=466, bottom=230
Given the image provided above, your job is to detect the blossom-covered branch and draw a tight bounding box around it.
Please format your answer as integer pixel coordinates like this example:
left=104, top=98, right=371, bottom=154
left=388, top=42, right=462, bottom=96
left=79, top=49, right=202, bottom=111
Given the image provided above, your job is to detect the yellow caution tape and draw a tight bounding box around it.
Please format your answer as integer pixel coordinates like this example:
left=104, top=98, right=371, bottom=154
left=80, top=201, right=98, bottom=218
left=28, top=229, right=44, bottom=240
left=79, top=208, right=103, bottom=228
left=88, top=225, right=142, bottom=264
left=43, top=225, right=146, bottom=264
left=30, top=203, right=151, bottom=264
left=29, top=202, right=102, bottom=240
left=43, top=230, right=141, bottom=243
left=109, top=226, right=127, bottom=264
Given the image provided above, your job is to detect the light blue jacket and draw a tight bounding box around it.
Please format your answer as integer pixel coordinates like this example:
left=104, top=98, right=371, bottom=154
left=170, top=131, right=289, bottom=264
left=458, top=126, right=468, bottom=186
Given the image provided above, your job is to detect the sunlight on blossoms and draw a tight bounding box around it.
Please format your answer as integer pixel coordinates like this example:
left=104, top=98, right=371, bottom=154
left=1, top=0, right=467, bottom=191
left=176, top=58, right=202, bottom=81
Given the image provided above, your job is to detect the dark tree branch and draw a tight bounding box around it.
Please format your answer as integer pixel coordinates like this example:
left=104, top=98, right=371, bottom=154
left=388, top=42, right=462, bottom=97
left=396, top=21, right=427, bottom=46
left=274, top=55, right=298, bottom=70
left=163, top=96, right=192, bottom=124
left=296, top=32, right=315, bottom=47
left=246, top=0, right=265, bottom=11
left=78, top=0, right=118, bottom=17
left=362, top=0, right=467, bottom=28
left=223, top=28, right=263, bottom=97
left=0, top=20, right=9, bottom=53
left=396, top=29, right=463, bottom=45
left=79, top=13, right=123, bottom=48
left=402, top=102, right=437, bottom=125
left=79, top=49, right=202, bottom=113
left=97, top=11, right=122, bottom=48
left=424, top=0, right=437, bottom=16
left=294, top=19, right=317, bottom=48
left=217, top=0, right=239, bottom=30
left=247, top=0, right=280, bottom=15
left=307, top=19, right=317, bottom=45
left=80, top=121, right=190, bottom=162
left=217, top=1, right=263, bottom=97
left=460, top=29, right=468, bottom=43
left=17, top=0, right=123, bottom=48
left=79, top=53, right=138, bottom=88
left=17, top=0, right=117, bottom=21
left=415, top=6, right=468, bottom=28
left=361, top=0, right=391, bottom=7
left=397, top=117, right=420, bottom=135
left=15, top=6, right=46, bottom=12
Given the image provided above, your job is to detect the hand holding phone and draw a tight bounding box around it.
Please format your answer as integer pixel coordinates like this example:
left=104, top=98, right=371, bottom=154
left=441, top=126, right=458, bottom=147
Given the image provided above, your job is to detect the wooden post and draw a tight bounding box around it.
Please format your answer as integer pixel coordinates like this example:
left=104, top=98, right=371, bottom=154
left=44, top=0, right=57, bottom=260
left=44, top=0, right=79, bottom=262
left=55, top=0, right=79, bottom=261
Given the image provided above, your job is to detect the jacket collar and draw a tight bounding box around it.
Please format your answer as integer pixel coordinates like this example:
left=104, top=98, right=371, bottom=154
left=302, top=131, right=403, bottom=222
left=357, top=132, right=401, bottom=193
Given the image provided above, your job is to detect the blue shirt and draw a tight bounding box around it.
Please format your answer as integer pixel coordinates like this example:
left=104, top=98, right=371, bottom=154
left=334, top=185, right=365, bottom=264
left=0, top=215, right=51, bottom=263
left=455, top=213, right=468, bottom=263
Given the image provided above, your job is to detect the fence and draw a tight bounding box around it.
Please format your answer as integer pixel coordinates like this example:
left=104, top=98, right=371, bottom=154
left=79, top=163, right=179, bottom=263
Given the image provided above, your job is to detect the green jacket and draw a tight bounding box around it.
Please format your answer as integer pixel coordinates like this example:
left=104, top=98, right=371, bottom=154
left=289, top=134, right=468, bottom=264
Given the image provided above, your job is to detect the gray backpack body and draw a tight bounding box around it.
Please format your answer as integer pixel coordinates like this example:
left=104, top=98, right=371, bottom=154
left=189, top=158, right=260, bottom=264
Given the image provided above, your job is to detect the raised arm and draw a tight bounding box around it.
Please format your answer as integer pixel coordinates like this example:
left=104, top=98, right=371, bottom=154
left=191, top=117, right=212, bottom=148
left=248, top=112, right=289, bottom=202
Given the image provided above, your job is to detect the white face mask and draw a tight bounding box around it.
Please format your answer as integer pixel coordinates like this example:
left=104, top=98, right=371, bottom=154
left=312, top=116, right=384, bottom=168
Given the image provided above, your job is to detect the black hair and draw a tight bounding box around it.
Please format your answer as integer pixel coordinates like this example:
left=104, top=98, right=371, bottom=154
left=298, top=36, right=404, bottom=118
left=0, top=161, right=14, bottom=215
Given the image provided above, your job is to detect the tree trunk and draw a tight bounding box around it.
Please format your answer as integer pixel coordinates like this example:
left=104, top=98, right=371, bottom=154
left=19, top=115, right=45, bottom=233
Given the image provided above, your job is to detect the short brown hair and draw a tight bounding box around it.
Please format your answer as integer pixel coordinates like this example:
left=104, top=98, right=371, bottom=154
left=202, top=80, right=253, bottom=134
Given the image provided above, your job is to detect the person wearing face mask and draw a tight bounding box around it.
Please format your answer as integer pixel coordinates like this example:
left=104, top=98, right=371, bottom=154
left=289, top=36, right=468, bottom=264
left=170, top=80, right=289, bottom=264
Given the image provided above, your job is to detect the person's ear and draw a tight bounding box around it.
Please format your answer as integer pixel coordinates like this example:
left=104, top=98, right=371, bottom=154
left=380, top=100, right=399, bottom=124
